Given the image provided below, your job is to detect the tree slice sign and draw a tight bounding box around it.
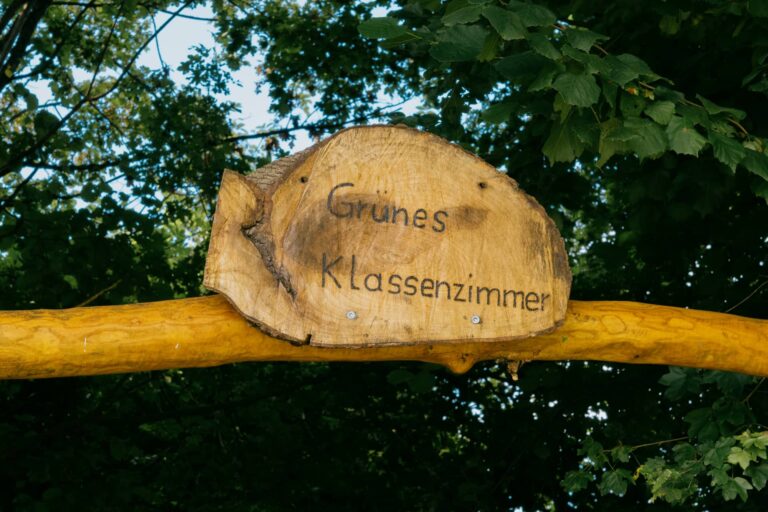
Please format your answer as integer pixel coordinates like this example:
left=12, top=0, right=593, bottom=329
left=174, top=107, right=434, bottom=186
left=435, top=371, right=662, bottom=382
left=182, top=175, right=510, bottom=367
left=204, top=126, right=571, bottom=347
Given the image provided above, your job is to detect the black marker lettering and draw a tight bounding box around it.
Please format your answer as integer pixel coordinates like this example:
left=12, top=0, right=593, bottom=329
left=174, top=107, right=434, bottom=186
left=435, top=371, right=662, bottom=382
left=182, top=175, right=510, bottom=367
left=432, top=210, right=448, bottom=233
left=365, top=273, right=383, bottom=292
left=388, top=274, right=402, bottom=294
left=420, top=278, right=435, bottom=297
left=525, top=292, right=540, bottom=311
left=453, top=283, right=465, bottom=302
left=504, top=290, right=525, bottom=308
left=435, top=281, right=451, bottom=300
left=327, top=183, right=354, bottom=218
left=371, top=204, right=390, bottom=223
left=355, top=200, right=367, bottom=219
left=403, top=276, right=418, bottom=296
left=412, top=208, right=428, bottom=228
left=321, top=253, right=342, bottom=288
left=391, top=206, right=409, bottom=226
left=540, top=293, right=550, bottom=312
left=350, top=254, right=360, bottom=290
left=476, top=286, right=501, bottom=306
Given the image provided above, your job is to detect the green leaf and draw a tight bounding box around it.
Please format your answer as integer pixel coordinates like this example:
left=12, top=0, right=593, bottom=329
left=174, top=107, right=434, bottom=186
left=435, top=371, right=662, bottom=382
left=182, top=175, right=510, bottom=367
left=659, top=366, right=700, bottom=401
left=598, top=469, right=632, bottom=496
left=543, top=115, right=585, bottom=164
left=746, top=463, right=768, bottom=490
left=408, top=371, right=435, bottom=393
left=709, top=465, right=732, bottom=487
left=34, top=111, right=60, bottom=138
left=578, top=437, right=608, bottom=465
left=602, top=81, right=618, bottom=109
left=615, top=53, right=657, bottom=79
left=749, top=78, right=768, bottom=93
left=552, top=72, right=600, bottom=108
left=527, top=32, right=560, bottom=60
left=659, top=15, right=680, bottom=35
left=379, top=32, right=420, bottom=48
left=529, top=61, right=563, bottom=91
left=720, top=478, right=742, bottom=501
left=598, top=118, right=629, bottom=166
left=752, top=178, right=768, bottom=204
left=442, top=5, right=484, bottom=25
left=620, top=93, right=646, bottom=117
left=482, top=6, right=526, bottom=40
left=477, top=31, right=501, bottom=61
left=624, top=117, right=668, bottom=160
left=644, top=100, right=676, bottom=125
left=358, top=17, right=409, bottom=39
left=728, top=447, right=754, bottom=470
left=62, top=274, right=78, bottom=290
left=481, top=102, right=515, bottom=124
left=742, top=149, right=768, bottom=180
left=748, top=0, right=768, bottom=17
left=709, top=132, right=745, bottom=172
left=430, top=25, right=489, bottom=62
left=610, top=445, right=632, bottom=463
left=562, top=45, right=608, bottom=74
left=604, top=55, right=639, bottom=86
left=704, top=438, right=735, bottom=466
left=666, top=116, right=708, bottom=156
left=495, top=51, right=548, bottom=82
left=565, top=27, right=607, bottom=52
left=570, top=110, right=600, bottom=146
left=685, top=407, right=720, bottom=441
left=732, top=476, right=754, bottom=501
left=561, top=470, right=592, bottom=492
left=386, top=369, right=413, bottom=385
left=696, top=95, right=746, bottom=121
left=508, top=1, right=556, bottom=27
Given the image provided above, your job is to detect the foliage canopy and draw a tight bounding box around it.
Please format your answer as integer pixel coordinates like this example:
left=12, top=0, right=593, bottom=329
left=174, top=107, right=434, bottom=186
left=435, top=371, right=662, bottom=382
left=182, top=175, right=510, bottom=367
left=1, top=0, right=767, bottom=509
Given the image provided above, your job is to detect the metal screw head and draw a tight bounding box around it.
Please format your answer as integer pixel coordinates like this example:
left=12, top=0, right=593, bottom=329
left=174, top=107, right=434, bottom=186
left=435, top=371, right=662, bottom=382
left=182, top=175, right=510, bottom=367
left=471, top=315, right=481, bottom=324
left=346, top=310, right=358, bottom=320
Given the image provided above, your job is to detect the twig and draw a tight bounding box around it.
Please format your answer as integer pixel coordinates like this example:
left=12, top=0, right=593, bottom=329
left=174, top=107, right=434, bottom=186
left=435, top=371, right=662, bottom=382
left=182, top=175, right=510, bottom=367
left=742, top=377, right=765, bottom=404
left=150, top=11, right=166, bottom=70
left=0, top=0, right=195, bottom=179
left=75, top=279, right=123, bottom=307
left=0, top=168, right=39, bottom=209
left=606, top=436, right=690, bottom=452
left=726, top=279, right=768, bottom=313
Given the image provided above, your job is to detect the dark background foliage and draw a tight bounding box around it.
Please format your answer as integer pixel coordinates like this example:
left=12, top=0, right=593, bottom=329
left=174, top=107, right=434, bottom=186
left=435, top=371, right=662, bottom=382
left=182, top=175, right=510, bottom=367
left=1, top=0, right=767, bottom=509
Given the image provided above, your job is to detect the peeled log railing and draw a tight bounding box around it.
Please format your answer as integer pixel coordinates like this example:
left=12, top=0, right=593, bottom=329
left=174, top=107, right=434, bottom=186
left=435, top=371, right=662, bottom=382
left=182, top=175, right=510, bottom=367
left=0, top=295, right=766, bottom=379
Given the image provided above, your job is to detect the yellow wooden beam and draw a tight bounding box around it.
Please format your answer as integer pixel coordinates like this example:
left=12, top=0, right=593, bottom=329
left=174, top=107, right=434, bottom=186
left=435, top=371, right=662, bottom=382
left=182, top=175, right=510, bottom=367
left=0, top=295, right=766, bottom=379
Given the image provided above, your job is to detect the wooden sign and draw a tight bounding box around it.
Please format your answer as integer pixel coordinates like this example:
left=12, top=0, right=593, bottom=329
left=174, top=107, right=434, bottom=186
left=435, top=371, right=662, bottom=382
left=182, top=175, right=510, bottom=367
left=204, top=126, right=571, bottom=347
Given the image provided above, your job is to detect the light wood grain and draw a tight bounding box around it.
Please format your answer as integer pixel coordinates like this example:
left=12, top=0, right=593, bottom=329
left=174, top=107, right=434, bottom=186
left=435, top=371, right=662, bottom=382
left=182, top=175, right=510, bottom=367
left=0, top=295, right=766, bottom=379
left=204, top=125, right=571, bottom=347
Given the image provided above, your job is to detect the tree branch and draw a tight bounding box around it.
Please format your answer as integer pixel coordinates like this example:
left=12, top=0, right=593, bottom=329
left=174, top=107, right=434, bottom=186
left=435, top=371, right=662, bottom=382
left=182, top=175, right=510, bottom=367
left=0, top=0, right=53, bottom=94
left=0, top=0, right=195, bottom=179
left=0, top=169, right=39, bottom=210
left=223, top=112, right=394, bottom=144
left=10, top=1, right=93, bottom=82
left=75, top=279, right=123, bottom=307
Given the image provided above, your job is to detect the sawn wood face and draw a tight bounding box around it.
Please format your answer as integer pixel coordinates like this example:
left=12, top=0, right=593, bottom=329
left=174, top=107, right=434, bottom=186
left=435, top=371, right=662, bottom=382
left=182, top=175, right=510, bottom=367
left=204, top=126, right=572, bottom=347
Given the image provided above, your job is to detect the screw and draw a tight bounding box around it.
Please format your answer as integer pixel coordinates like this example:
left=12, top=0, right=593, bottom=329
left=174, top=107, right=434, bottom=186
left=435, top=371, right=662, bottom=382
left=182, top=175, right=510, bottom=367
left=346, top=310, right=358, bottom=320
left=471, top=315, right=481, bottom=324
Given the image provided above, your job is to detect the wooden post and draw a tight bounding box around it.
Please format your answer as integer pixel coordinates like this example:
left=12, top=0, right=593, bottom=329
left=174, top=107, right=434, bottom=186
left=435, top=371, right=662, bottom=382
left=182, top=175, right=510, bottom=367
left=0, top=295, right=766, bottom=379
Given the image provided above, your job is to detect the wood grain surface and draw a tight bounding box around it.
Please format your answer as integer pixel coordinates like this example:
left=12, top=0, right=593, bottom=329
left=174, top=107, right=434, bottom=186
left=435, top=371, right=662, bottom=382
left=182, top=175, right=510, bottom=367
left=1, top=295, right=766, bottom=379
left=204, top=125, right=571, bottom=347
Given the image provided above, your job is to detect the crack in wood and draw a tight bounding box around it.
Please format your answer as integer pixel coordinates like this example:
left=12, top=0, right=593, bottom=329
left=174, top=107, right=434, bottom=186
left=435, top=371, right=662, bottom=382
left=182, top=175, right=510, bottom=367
left=241, top=223, right=297, bottom=301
